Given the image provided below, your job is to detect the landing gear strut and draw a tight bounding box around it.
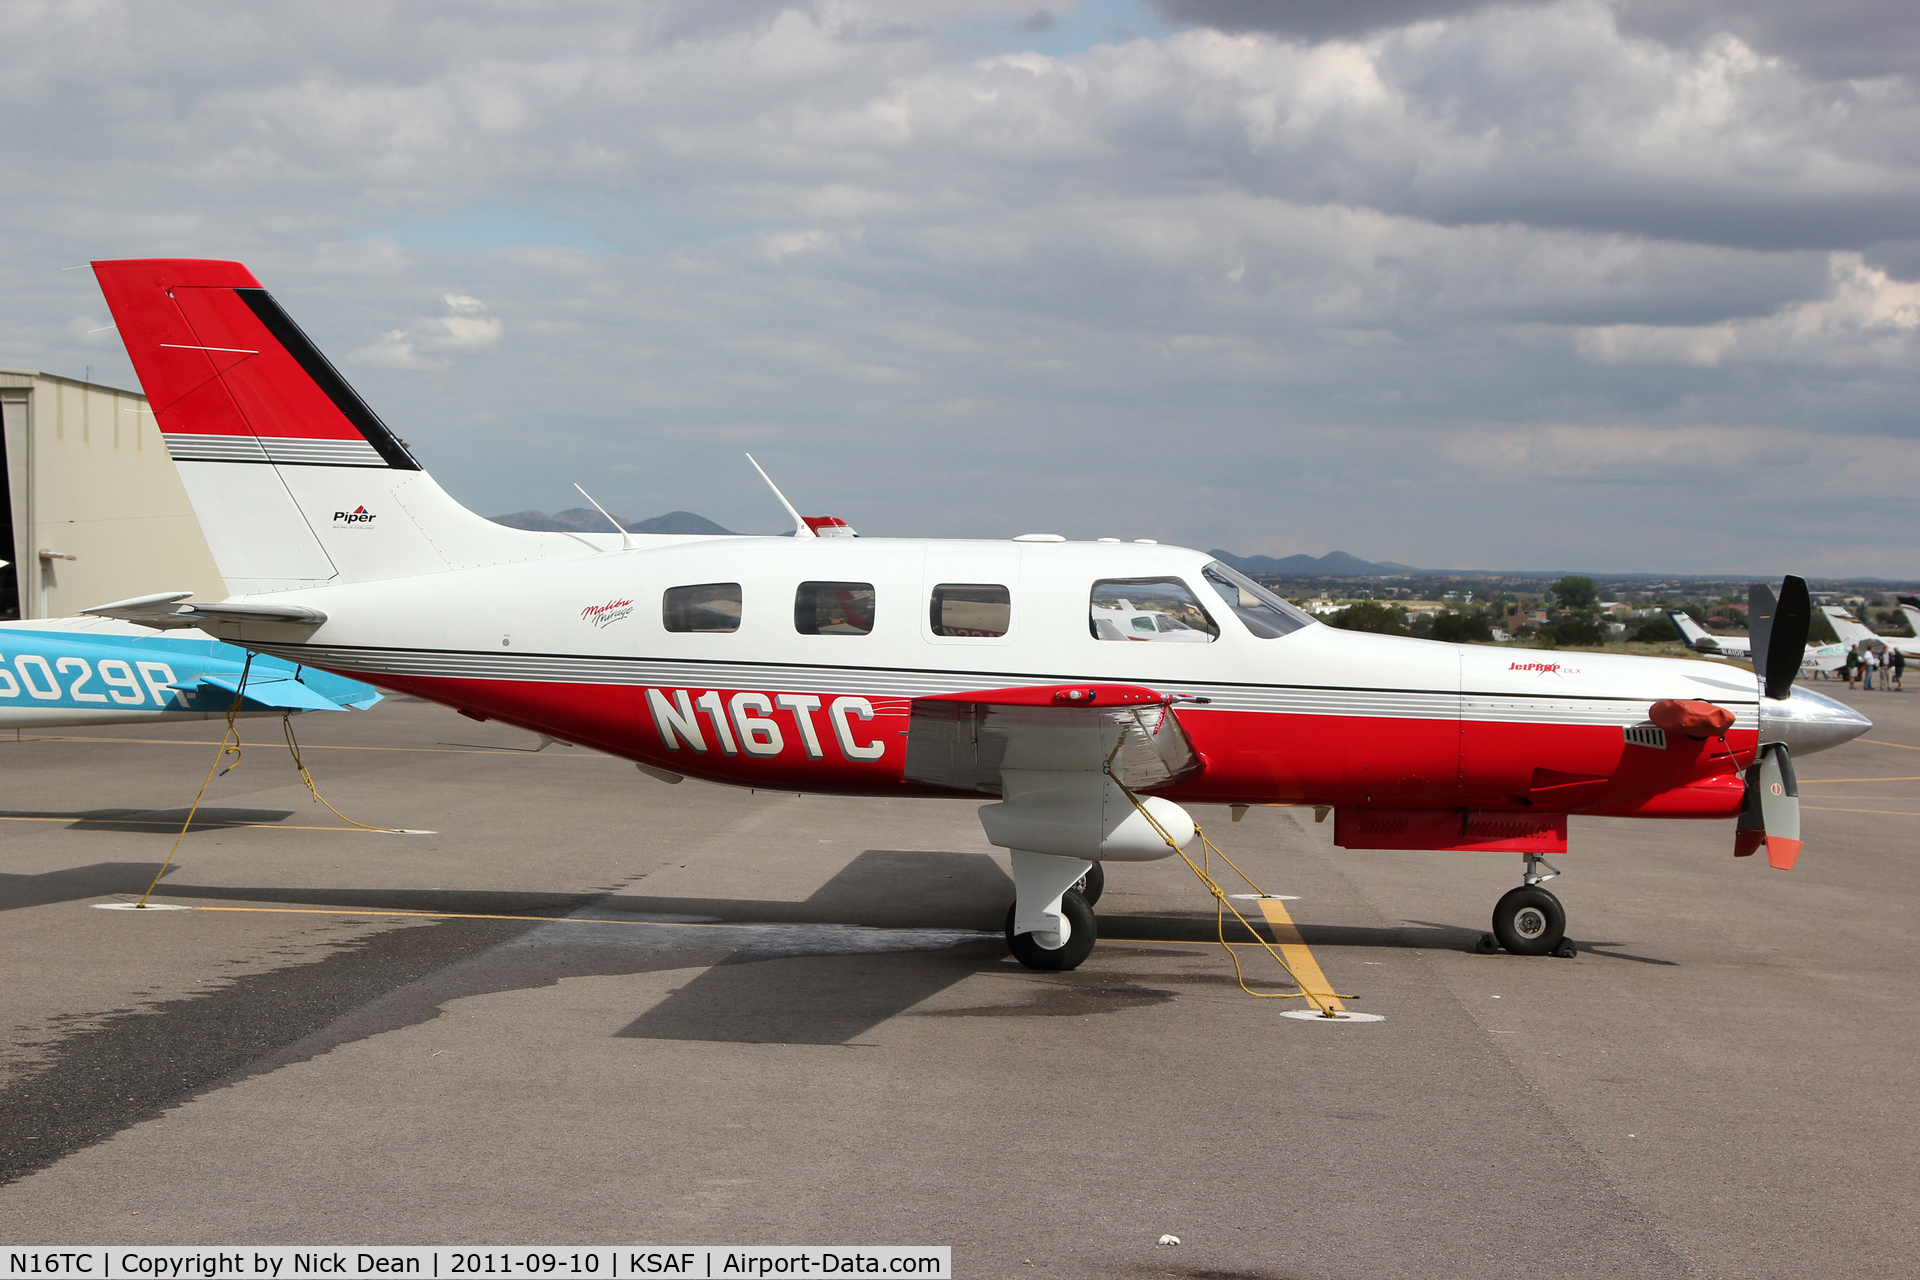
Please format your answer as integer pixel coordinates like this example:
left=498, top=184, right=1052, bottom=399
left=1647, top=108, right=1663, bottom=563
left=1484, top=853, right=1577, bottom=958
left=1075, top=861, right=1105, bottom=907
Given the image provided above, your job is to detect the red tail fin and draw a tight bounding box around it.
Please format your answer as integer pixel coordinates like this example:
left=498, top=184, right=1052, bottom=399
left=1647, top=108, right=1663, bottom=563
left=92, top=258, right=417, bottom=470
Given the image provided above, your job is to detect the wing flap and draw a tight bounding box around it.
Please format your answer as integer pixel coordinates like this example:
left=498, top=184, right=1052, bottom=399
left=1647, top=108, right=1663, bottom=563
left=904, top=683, right=1201, bottom=795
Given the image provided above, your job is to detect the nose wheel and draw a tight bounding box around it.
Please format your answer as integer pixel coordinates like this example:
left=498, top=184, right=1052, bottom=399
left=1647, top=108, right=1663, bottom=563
left=1485, top=854, right=1577, bottom=957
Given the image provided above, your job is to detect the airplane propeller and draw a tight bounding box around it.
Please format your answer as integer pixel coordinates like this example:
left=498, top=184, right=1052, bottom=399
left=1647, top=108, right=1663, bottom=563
left=1738, top=575, right=1811, bottom=869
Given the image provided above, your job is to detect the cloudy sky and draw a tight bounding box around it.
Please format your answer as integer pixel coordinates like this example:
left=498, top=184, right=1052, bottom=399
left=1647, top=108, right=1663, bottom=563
left=5, top=0, right=1918, bottom=575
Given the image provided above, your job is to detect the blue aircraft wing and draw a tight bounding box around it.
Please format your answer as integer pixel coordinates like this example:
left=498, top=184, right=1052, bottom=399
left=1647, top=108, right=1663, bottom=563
left=0, top=623, right=382, bottom=727
left=176, top=672, right=350, bottom=713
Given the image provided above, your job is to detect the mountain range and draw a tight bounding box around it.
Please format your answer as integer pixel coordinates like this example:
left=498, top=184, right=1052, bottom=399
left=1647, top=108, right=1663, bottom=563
left=1208, top=549, right=1420, bottom=576
left=489, top=508, right=736, bottom=535
left=476, top=518, right=1912, bottom=585
left=486, top=513, right=1418, bottom=575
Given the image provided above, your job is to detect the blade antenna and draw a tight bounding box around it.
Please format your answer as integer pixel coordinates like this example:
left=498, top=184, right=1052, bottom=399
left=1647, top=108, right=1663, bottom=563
left=572, top=483, right=634, bottom=551
left=745, top=453, right=817, bottom=538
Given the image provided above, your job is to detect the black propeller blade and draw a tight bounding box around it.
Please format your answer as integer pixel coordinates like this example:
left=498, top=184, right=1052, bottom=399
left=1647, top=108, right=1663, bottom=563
left=1750, top=575, right=1810, bottom=701
left=1749, top=582, right=1776, bottom=679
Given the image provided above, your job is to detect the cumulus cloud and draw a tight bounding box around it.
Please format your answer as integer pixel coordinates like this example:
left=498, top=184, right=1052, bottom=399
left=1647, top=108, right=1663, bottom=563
left=349, top=293, right=503, bottom=369
left=1, top=1, right=1917, bottom=573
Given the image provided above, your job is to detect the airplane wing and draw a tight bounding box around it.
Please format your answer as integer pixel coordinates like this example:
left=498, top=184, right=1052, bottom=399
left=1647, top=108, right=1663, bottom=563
left=170, top=672, right=367, bottom=712
left=902, top=683, right=1201, bottom=795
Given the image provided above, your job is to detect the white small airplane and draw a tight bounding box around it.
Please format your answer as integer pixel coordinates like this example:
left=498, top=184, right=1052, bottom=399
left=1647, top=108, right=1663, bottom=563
left=1091, top=596, right=1216, bottom=643
left=82, top=258, right=1871, bottom=970
left=1665, top=610, right=1845, bottom=676
left=1822, top=604, right=1920, bottom=661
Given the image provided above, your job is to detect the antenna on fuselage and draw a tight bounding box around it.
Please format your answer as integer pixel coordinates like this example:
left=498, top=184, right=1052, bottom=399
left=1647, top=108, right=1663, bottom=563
left=744, top=453, right=817, bottom=539
left=572, top=483, right=635, bottom=552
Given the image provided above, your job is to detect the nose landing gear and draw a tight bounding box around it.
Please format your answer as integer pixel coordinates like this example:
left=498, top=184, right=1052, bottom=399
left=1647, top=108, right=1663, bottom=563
left=1483, top=854, right=1578, bottom=958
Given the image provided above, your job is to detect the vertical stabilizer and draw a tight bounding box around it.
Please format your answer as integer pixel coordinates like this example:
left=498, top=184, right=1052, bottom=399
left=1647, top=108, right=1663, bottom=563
left=92, top=259, right=592, bottom=593
left=1820, top=605, right=1877, bottom=649
left=1664, top=610, right=1714, bottom=649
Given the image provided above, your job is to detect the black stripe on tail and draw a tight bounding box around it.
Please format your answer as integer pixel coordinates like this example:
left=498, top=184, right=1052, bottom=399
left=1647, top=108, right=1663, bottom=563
left=237, top=289, right=422, bottom=471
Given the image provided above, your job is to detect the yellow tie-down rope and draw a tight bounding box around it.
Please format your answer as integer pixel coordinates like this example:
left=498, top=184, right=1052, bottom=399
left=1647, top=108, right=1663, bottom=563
left=1103, top=754, right=1354, bottom=1017
left=279, top=710, right=409, bottom=834
left=133, top=660, right=408, bottom=908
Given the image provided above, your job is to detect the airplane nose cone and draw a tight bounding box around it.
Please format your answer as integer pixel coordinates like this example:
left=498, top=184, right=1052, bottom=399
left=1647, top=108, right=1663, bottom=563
left=1760, top=686, right=1872, bottom=757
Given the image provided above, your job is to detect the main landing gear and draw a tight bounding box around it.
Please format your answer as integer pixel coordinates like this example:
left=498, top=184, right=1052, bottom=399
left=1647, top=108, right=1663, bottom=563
left=1479, top=853, right=1578, bottom=958
left=1003, top=860, right=1107, bottom=969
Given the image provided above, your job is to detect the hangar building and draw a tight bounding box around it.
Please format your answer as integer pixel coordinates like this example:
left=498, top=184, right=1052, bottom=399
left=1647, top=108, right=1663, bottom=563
left=0, top=368, right=226, bottom=620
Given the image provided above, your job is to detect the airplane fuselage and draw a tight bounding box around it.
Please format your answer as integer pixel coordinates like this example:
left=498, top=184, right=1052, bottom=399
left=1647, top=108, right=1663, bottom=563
left=206, top=537, right=1801, bottom=821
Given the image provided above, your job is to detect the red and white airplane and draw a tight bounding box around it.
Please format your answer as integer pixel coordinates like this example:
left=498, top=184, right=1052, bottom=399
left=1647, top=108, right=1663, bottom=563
left=84, top=259, right=1871, bottom=969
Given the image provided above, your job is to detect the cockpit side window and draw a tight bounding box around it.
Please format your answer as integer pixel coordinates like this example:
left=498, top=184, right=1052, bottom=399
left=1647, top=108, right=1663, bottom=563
left=1090, top=578, right=1218, bottom=642
left=1201, top=562, right=1314, bottom=638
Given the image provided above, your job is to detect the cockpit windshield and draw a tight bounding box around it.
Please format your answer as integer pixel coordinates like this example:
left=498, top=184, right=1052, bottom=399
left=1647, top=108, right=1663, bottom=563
left=1202, top=562, right=1315, bottom=639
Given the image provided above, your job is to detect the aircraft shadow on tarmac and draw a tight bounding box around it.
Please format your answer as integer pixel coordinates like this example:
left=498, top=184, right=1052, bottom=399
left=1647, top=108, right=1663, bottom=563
left=3, top=851, right=1678, bottom=1047
left=0, top=806, right=297, bottom=833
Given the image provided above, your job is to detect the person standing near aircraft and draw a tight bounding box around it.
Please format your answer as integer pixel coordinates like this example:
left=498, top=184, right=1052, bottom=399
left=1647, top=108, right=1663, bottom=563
left=1843, top=646, right=1858, bottom=687
left=1864, top=646, right=1877, bottom=690
left=1893, top=648, right=1905, bottom=692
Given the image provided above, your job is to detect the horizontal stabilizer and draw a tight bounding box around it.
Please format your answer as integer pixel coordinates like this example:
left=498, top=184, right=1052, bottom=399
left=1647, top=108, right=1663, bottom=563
left=190, top=601, right=327, bottom=626
left=83, top=594, right=326, bottom=630
left=81, top=592, right=199, bottom=629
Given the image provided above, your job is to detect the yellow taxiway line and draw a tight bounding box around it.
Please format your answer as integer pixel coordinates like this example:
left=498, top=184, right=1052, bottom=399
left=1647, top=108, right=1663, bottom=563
left=1802, top=805, right=1920, bottom=816
left=1860, top=739, right=1919, bottom=751
left=1797, top=775, right=1920, bottom=784
left=1250, top=897, right=1345, bottom=1012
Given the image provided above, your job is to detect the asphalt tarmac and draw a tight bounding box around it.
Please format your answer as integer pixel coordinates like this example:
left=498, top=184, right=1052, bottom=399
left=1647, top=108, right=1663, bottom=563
left=1, top=685, right=1915, bottom=1278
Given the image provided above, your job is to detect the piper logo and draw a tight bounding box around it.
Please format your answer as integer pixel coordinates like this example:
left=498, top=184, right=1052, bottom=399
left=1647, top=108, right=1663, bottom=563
left=333, top=505, right=376, bottom=527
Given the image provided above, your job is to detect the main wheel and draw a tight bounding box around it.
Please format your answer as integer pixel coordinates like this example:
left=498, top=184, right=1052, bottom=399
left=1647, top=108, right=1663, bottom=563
left=1492, top=885, right=1565, bottom=956
left=1005, top=890, right=1097, bottom=971
left=1075, top=862, right=1105, bottom=907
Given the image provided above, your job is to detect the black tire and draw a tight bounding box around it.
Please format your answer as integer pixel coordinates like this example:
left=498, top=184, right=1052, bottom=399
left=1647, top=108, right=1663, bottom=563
left=1005, top=890, right=1097, bottom=971
left=1075, top=862, right=1105, bottom=908
left=1492, top=885, right=1565, bottom=956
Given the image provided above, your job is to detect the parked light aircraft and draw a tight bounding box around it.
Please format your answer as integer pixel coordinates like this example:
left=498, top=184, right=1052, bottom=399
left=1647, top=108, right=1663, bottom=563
left=1822, top=605, right=1920, bottom=661
left=83, top=258, right=1872, bottom=969
left=1665, top=610, right=1845, bottom=676
left=0, top=615, right=380, bottom=730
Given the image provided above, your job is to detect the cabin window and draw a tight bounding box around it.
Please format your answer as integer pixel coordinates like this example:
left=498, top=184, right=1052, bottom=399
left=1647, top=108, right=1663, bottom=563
left=663, top=583, right=742, bottom=633
left=1089, top=578, right=1218, bottom=642
left=1201, top=562, right=1314, bottom=638
left=930, top=584, right=1011, bottom=637
left=795, top=581, right=877, bottom=635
